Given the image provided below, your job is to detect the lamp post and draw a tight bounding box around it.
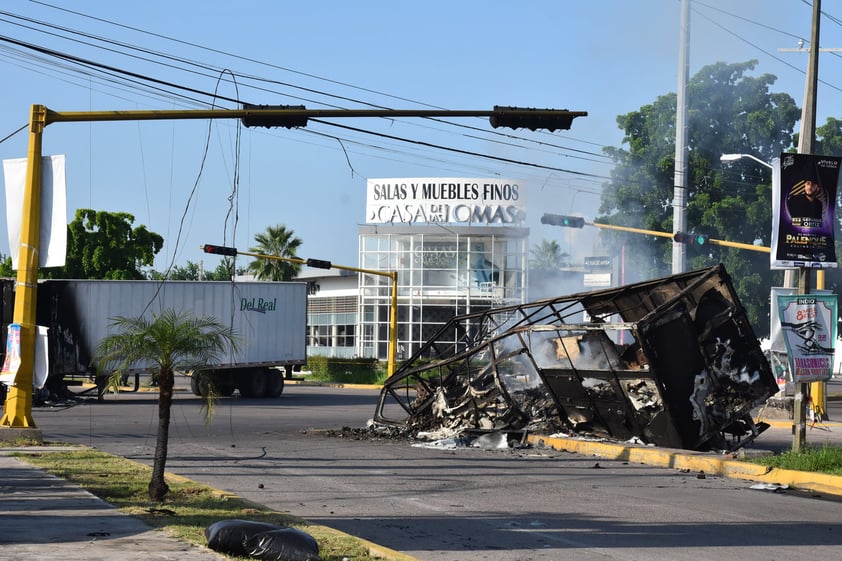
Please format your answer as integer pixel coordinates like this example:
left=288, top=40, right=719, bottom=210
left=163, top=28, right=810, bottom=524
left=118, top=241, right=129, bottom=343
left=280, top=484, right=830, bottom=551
left=719, top=153, right=773, bottom=170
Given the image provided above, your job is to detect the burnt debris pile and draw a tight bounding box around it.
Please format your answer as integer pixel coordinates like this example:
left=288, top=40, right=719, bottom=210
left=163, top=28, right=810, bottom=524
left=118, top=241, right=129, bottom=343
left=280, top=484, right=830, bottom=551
left=372, top=265, right=777, bottom=452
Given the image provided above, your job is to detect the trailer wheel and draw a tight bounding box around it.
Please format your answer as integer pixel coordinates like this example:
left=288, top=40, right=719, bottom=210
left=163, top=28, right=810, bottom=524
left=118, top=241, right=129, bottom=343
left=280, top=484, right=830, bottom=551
left=264, top=370, right=285, bottom=398
left=190, top=374, right=210, bottom=397
left=238, top=368, right=267, bottom=398
left=219, top=382, right=236, bottom=397
left=191, top=371, right=235, bottom=397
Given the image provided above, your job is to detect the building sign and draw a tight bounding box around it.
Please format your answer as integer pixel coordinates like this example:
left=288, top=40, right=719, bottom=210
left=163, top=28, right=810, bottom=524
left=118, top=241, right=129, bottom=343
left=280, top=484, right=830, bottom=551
left=776, top=293, right=837, bottom=383
left=583, top=273, right=612, bottom=287
left=771, top=153, right=840, bottom=269
left=366, top=178, right=526, bottom=225
left=584, top=256, right=612, bottom=269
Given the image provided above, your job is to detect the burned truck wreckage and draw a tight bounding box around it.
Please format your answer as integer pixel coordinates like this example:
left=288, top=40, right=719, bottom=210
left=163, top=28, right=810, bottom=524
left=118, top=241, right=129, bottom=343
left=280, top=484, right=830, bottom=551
left=372, top=265, right=778, bottom=452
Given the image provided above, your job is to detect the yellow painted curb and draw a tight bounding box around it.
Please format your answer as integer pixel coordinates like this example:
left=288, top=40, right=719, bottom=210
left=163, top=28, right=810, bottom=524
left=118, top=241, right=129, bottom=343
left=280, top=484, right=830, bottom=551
left=527, top=433, right=842, bottom=497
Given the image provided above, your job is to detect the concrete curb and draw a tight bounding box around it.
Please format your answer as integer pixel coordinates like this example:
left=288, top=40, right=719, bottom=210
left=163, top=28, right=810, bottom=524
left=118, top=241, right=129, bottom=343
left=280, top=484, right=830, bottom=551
left=9, top=446, right=423, bottom=561
left=526, top=433, right=842, bottom=497
left=162, top=471, right=421, bottom=561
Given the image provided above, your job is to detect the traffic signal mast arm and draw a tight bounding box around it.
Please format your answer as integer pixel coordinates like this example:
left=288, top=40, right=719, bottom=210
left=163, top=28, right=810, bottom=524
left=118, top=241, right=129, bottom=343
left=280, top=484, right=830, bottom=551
left=589, top=223, right=770, bottom=253
left=44, top=106, right=587, bottom=131
left=540, top=218, right=770, bottom=254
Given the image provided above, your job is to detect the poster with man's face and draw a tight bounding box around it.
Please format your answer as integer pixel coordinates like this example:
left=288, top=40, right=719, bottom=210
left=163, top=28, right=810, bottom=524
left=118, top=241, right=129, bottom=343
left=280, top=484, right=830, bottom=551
left=771, top=153, right=840, bottom=269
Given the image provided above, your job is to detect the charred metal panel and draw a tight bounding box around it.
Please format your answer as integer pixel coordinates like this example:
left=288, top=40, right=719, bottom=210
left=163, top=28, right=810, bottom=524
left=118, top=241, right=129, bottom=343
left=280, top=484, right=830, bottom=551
left=373, top=265, right=777, bottom=451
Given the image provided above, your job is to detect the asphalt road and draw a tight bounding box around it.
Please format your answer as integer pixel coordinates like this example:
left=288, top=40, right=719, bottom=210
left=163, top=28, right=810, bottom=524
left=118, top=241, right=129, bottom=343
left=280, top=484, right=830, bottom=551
left=30, top=382, right=842, bottom=561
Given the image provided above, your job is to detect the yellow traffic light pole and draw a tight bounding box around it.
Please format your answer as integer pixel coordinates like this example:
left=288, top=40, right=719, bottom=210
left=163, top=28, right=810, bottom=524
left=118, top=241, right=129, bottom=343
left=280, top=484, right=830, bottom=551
left=0, top=104, right=583, bottom=433
left=588, top=221, right=771, bottom=253
left=214, top=248, right=399, bottom=378
left=0, top=105, right=46, bottom=431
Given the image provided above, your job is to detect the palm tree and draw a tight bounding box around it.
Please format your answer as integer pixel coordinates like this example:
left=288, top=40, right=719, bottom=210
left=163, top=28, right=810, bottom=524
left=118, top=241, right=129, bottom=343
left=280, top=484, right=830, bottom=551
left=529, top=239, right=571, bottom=269
left=94, top=309, right=238, bottom=502
left=248, top=224, right=303, bottom=281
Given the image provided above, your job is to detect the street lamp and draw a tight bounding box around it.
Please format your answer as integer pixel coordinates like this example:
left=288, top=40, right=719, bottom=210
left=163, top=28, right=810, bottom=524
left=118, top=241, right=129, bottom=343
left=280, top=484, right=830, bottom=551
left=720, top=153, right=773, bottom=170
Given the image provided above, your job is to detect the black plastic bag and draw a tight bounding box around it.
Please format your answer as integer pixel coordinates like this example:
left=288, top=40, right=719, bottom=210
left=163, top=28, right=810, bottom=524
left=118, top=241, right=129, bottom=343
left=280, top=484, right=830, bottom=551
left=205, top=519, right=284, bottom=556
left=245, top=527, right=321, bottom=561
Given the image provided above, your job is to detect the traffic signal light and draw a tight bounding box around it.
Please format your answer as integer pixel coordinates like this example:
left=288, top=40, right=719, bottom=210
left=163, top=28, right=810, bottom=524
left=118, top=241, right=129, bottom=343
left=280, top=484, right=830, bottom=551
left=673, top=232, right=709, bottom=246
left=241, top=104, right=309, bottom=128
left=202, top=244, right=238, bottom=256
left=489, top=106, right=585, bottom=132
left=541, top=213, right=585, bottom=228
left=306, top=258, right=332, bottom=269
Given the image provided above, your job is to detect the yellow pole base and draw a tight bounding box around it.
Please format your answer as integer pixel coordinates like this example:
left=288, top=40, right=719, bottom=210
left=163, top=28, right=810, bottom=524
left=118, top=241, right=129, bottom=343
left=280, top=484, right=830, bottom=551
left=0, top=385, right=37, bottom=428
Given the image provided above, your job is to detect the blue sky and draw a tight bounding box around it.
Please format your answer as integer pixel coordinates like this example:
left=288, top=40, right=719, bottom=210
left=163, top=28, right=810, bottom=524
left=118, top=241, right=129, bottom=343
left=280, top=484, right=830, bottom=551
left=1, top=0, right=840, bottom=272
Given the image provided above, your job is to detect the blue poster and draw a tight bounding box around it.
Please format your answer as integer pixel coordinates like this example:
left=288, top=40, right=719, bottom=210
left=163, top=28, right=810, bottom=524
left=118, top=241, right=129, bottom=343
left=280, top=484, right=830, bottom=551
left=0, top=323, right=21, bottom=385
left=776, top=294, right=837, bottom=383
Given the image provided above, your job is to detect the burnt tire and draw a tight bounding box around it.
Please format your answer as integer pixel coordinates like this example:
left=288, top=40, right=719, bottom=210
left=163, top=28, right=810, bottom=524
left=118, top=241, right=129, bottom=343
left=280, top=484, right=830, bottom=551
left=238, top=368, right=267, bottom=398
left=264, top=370, right=285, bottom=398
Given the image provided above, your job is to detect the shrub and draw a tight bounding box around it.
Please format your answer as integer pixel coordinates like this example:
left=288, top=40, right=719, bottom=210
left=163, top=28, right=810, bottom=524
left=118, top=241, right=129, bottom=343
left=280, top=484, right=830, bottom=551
left=305, top=356, right=383, bottom=384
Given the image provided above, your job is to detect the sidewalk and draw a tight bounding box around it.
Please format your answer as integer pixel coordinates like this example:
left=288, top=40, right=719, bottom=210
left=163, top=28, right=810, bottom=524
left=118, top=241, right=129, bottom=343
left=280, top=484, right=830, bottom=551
left=0, top=450, right=227, bottom=561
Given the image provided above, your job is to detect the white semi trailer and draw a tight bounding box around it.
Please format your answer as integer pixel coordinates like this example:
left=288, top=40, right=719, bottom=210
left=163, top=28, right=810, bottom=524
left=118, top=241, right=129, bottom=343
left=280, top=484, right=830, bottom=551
left=0, top=279, right=307, bottom=400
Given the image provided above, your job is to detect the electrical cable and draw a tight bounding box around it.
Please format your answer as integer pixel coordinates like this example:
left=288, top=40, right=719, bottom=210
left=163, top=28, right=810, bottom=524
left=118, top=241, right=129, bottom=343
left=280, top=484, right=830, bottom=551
left=2, top=6, right=612, bottom=165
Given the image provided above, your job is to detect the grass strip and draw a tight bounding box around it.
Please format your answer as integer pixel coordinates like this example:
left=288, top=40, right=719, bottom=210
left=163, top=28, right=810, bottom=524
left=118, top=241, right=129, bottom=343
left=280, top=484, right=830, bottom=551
left=748, top=444, right=842, bottom=476
left=17, top=447, right=404, bottom=561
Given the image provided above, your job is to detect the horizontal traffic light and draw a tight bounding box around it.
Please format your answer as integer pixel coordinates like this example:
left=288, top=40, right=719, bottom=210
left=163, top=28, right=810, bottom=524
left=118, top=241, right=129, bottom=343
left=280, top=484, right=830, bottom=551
left=673, top=232, right=709, bottom=246
left=489, top=106, right=585, bottom=132
left=306, top=258, right=332, bottom=269
left=541, top=213, right=585, bottom=228
left=241, top=103, right=309, bottom=128
left=202, top=244, right=238, bottom=256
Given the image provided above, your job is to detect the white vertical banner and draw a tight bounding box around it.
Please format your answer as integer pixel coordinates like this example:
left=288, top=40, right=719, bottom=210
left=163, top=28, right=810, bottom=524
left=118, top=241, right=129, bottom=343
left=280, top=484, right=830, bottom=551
left=2, top=154, right=68, bottom=269
left=776, top=293, right=837, bottom=383
left=33, top=325, right=49, bottom=390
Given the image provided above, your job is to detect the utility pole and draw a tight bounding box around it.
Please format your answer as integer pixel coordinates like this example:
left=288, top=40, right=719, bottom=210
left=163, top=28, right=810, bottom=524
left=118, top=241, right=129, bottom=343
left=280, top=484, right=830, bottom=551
left=792, top=0, right=821, bottom=452
left=672, top=0, right=690, bottom=274
left=779, top=13, right=842, bottom=426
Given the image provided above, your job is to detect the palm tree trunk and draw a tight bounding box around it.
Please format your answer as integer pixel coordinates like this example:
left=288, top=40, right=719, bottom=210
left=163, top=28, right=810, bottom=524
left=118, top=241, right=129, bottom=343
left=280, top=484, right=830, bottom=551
left=148, top=367, right=174, bottom=501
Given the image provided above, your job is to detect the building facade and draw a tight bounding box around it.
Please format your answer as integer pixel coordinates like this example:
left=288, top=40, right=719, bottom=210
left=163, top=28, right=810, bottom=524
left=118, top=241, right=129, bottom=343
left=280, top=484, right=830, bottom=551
left=357, top=224, right=529, bottom=360
left=304, top=177, right=530, bottom=362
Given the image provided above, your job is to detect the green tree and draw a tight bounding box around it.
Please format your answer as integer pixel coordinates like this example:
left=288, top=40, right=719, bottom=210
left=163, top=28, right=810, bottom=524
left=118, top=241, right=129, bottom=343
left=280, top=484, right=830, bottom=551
left=247, top=225, right=303, bottom=281
left=94, top=309, right=237, bottom=502
left=806, top=117, right=842, bottom=156
left=167, top=261, right=202, bottom=280
left=46, top=209, right=163, bottom=280
left=148, top=258, right=245, bottom=281
left=206, top=257, right=245, bottom=281
left=812, top=117, right=842, bottom=294
left=598, top=60, right=800, bottom=335
left=529, top=239, right=571, bottom=269
left=0, top=254, right=13, bottom=278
